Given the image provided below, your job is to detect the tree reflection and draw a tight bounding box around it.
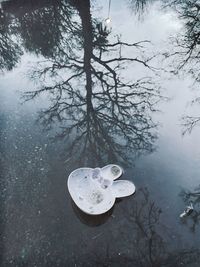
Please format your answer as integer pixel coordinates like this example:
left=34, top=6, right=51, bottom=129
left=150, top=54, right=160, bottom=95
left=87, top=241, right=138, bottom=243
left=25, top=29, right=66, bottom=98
left=1, top=0, right=162, bottom=170
left=128, top=0, right=154, bottom=18
left=0, top=7, right=22, bottom=71
left=1, top=1, right=200, bottom=266
left=0, top=0, right=163, bottom=166
left=121, top=188, right=167, bottom=266
left=119, top=188, right=200, bottom=266
left=166, top=0, right=200, bottom=80
left=129, top=0, right=200, bottom=134
left=5, top=0, right=160, bottom=166
left=68, top=188, right=200, bottom=267
left=162, top=0, right=200, bottom=133
left=2, top=0, right=199, bottom=146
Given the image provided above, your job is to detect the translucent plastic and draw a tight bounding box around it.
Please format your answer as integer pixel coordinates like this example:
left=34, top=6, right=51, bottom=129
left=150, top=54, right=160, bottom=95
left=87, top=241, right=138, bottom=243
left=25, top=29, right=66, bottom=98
left=67, top=165, right=136, bottom=215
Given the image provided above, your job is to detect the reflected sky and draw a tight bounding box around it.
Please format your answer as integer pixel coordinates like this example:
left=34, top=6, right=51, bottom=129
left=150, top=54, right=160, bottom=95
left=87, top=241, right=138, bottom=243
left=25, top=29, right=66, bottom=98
left=1, top=0, right=200, bottom=266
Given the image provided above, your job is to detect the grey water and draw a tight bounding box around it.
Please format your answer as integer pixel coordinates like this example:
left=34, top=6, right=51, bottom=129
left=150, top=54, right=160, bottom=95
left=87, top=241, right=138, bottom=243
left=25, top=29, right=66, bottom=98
left=1, top=0, right=200, bottom=266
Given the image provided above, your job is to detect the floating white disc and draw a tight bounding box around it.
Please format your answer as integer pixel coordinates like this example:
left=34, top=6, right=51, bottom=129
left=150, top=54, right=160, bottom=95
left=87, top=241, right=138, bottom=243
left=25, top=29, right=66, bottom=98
left=67, top=165, right=136, bottom=215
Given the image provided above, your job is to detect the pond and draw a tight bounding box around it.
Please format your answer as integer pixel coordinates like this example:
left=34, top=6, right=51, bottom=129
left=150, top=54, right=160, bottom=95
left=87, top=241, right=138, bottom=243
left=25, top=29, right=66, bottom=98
left=1, top=0, right=200, bottom=266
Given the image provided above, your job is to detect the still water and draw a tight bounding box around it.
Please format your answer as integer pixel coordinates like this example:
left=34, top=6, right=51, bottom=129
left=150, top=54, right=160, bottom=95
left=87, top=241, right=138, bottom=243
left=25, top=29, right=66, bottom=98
left=1, top=0, right=200, bottom=266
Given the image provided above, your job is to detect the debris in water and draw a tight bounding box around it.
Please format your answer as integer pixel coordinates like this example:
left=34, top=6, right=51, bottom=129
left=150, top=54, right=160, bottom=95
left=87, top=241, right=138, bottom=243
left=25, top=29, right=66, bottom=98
left=180, top=203, right=194, bottom=218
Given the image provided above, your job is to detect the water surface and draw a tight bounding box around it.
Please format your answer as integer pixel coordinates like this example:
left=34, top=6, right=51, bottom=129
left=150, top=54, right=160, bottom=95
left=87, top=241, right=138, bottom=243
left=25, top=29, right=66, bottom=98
left=1, top=0, right=200, bottom=266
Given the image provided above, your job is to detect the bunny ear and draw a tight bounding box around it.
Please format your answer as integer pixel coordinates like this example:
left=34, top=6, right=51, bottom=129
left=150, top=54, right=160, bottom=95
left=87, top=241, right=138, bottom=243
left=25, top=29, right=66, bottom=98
left=101, top=164, right=123, bottom=180
left=111, top=180, right=136, bottom=198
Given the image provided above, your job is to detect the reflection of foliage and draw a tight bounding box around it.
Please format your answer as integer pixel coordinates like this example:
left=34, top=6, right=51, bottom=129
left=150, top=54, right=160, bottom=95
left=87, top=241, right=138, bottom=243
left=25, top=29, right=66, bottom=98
left=122, top=188, right=166, bottom=266
left=163, top=0, right=200, bottom=84
left=64, top=187, right=200, bottom=266
left=129, top=0, right=200, bottom=84
left=0, top=0, right=161, bottom=166
left=18, top=3, right=63, bottom=57
left=168, top=0, right=200, bottom=80
left=180, top=185, right=200, bottom=232
left=128, top=0, right=153, bottom=17
left=163, top=0, right=200, bottom=134
left=1, top=0, right=81, bottom=58
left=83, top=188, right=200, bottom=266
left=120, top=188, right=200, bottom=266
left=182, top=114, right=200, bottom=135
left=25, top=56, right=160, bottom=167
left=128, top=0, right=200, bottom=134
left=0, top=9, right=22, bottom=71
left=18, top=0, right=161, bottom=166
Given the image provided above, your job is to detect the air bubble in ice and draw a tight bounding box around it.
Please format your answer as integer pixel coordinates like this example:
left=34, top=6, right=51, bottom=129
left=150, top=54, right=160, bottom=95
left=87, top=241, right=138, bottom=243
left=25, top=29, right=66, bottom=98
left=101, top=179, right=111, bottom=189
left=92, top=168, right=101, bottom=180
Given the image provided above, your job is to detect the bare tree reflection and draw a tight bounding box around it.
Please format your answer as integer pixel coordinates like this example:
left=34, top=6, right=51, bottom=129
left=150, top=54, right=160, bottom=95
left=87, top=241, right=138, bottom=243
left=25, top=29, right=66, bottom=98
left=166, top=0, right=200, bottom=80
left=91, top=188, right=200, bottom=267
left=1, top=0, right=161, bottom=168
left=68, top=188, right=200, bottom=267
left=1, top=180, right=200, bottom=266
left=1, top=1, right=200, bottom=266
left=12, top=0, right=161, bottom=166
left=128, top=0, right=200, bottom=87
left=128, top=0, right=200, bottom=134
left=162, top=0, right=200, bottom=134
left=182, top=115, right=200, bottom=135
left=120, top=188, right=167, bottom=266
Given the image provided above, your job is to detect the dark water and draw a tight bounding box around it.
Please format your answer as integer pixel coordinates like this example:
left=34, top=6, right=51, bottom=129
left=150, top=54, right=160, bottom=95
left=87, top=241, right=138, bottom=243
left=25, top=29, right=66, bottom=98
left=1, top=0, right=200, bottom=266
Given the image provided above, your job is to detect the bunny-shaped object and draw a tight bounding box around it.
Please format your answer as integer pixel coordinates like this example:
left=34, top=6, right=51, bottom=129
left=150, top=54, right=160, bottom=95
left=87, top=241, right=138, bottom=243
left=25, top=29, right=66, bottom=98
left=68, top=164, right=136, bottom=215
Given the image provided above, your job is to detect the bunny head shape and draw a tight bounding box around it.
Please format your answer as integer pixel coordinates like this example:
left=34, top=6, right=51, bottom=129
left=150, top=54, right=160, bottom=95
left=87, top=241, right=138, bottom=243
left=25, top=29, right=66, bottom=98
left=67, top=164, right=136, bottom=215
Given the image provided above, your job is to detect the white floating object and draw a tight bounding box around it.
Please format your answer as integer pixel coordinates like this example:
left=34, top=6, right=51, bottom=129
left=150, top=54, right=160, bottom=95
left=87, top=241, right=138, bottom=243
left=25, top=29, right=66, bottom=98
left=111, top=180, right=135, bottom=198
left=180, top=203, right=194, bottom=218
left=67, top=165, right=136, bottom=215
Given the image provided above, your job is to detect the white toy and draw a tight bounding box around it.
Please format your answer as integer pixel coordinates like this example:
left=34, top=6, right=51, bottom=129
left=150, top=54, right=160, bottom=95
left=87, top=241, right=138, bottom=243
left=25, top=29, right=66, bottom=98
left=67, top=164, right=136, bottom=215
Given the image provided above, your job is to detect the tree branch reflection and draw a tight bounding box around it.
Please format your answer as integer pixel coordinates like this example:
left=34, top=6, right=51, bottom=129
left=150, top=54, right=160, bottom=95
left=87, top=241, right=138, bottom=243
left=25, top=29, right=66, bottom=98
left=14, top=0, right=161, bottom=166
